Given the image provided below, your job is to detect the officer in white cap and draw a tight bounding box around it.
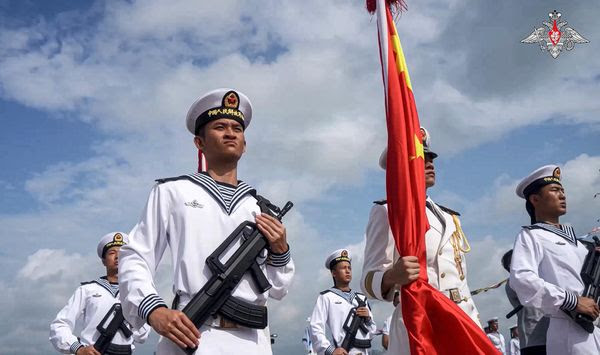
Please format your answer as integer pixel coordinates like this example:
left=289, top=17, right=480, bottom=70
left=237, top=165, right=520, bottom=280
left=509, top=325, right=520, bottom=355
left=360, top=127, right=481, bottom=355
left=118, top=88, right=294, bottom=355
left=50, top=232, right=150, bottom=354
left=486, top=317, right=505, bottom=354
left=510, top=165, right=600, bottom=355
left=310, top=249, right=377, bottom=355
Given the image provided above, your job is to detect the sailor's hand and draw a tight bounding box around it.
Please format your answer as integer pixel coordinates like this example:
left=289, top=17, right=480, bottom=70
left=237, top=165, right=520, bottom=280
left=356, top=306, right=370, bottom=319
left=386, top=256, right=420, bottom=285
left=76, top=346, right=100, bottom=355
left=256, top=213, right=288, bottom=254
left=148, top=308, right=200, bottom=349
left=332, top=348, right=349, bottom=355
left=576, top=296, right=600, bottom=319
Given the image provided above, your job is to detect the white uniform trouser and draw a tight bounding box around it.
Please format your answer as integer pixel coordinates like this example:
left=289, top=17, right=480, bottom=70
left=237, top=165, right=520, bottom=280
left=156, top=324, right=272, bottom=355
left=547, top=313, right=600, bottom=355
left=388, top=306, right=410, bottom=355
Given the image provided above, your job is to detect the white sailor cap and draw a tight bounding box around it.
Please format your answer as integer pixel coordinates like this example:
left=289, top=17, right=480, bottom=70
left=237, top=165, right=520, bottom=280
left=515, top=165, right=562, bottom=199
left=510, top=324, right=518, bottom=330
left=487, top=317, right=499, bottom=324
left=379, top=127, right=438, bottom=169
left=185, top=88, right=253, bottom=135
left=325, top=249, right=352, bottom=270
left=97, top=232, right=128, bottom=258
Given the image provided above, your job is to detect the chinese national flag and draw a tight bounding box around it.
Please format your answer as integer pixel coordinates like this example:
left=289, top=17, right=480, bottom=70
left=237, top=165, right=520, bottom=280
left=368, top=0, right=498, bottom=354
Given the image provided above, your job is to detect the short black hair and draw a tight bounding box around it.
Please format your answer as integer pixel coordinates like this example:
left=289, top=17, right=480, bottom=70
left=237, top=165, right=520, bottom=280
left=501, top=250, right=513, bottom=272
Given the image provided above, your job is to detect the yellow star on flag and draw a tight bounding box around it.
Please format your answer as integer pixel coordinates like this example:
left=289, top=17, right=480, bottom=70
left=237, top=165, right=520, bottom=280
left=410, top=133, right=424, bottom=161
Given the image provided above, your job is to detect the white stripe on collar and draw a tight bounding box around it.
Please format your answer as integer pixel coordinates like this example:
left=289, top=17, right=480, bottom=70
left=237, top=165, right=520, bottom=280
left=532, top=223, right=577, bottom=245
left=185, top=173, right=254, bottom=214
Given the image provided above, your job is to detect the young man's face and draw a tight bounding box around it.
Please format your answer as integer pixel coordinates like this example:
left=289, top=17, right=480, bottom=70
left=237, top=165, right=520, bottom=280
left=195, top=118, right=245, bottom=164
left=102, top=246, right=121, bottom=273
left=489, top=321, right=499, bottom=332
left=531, top=183, right=567, bottom=217
left=424, top=154, right=436, bottom=188
left=331, top=261, right=352, bottom=285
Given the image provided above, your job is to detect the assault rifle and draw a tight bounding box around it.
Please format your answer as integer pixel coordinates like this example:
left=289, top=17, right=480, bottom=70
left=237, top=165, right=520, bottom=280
left=340, top=297, right=372, bottom=351
left=94, top=303, right=132, bottom=354
left=181, top=196, right=293, bottom=354
left=569, top=235, right=600, bottom=333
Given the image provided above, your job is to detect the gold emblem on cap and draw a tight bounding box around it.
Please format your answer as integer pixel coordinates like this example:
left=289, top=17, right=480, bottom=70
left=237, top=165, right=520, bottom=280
left=553, top=167, right=561, bottom=179
left=114, top=233, right=123, bottom=242
left=223, top=91, right=240, bottom=109
left=341, top=250, right=348, bottom=257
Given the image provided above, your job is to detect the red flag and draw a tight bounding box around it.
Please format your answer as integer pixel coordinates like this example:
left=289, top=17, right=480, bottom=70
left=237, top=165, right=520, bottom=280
left=369, top=1, right=498, bottom=354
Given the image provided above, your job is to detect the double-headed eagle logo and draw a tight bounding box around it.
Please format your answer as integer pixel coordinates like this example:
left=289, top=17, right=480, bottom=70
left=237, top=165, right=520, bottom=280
left=521, top=10, right=588, bottom=59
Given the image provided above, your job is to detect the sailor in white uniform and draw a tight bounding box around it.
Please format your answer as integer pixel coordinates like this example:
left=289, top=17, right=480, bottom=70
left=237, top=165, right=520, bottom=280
left=510, top=164, right=600, bottom=355
left=50, top=232, right=150, bottom=354
left=360, top=128, right=481, bottom=355
left=118, top=88, right=295, bottom=355
left=509, top=325, right=520, bottom=355
left=486, top=317, right=506, bottom=354
left=310, top=249, right=377, bottom=355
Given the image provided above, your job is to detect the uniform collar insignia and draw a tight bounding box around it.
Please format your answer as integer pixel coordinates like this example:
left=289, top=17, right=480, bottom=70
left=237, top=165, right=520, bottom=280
left=184, top=200, right=204, bottom=208
left=328, top=287, right=357, bottom=305
left=94, top=277, right=119, bottom=298
left=185, top=173, right=254, bottom=215
left=531, top=222, right=577, bottom=245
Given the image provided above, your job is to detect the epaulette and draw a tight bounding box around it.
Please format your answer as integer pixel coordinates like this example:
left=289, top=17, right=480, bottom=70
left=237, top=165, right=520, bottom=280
left=437, top=204, right=460, bottom=216
left=373, top=199, right=387, bottom=205
left=155, top=175, right=189, bottom=184
left=80, top=280, right=95, bottom=285
left=320, top=289, right=332, bottom=295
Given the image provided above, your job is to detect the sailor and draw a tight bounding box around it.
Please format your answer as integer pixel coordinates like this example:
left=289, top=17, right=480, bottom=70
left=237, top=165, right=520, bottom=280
left=510, top=164, right=600, bottom=355
left=360, top=127, right=481, bottom=354
left=509, top=325, right=520, bottom=355
left=381, top=291, right=400, bottom=352
left=486, top=317, right=506, bottom=354
left=49, top=232, right=150, bottom=354
left=310, top=249, right=377, bottom=355
left=502, top=250, right=549, bottom=355
left=118, top=88, right=295, bottom=354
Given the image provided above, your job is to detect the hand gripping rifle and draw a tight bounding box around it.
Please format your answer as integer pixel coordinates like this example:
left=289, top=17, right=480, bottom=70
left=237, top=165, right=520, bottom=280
left=569, top=236, right=600, bottom=333
left=94, top=303, right=133, bottom=354
left=340, top=297, right=371, bottom=351
left=181, top=196, right=293, bottom=354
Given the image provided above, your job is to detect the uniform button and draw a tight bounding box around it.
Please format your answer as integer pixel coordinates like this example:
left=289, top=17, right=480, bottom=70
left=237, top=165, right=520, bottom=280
left=441, top=272, right=446, bottom=278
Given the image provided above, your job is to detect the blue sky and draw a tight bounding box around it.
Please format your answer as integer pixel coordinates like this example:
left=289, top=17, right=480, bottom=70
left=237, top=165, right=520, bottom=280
left=1, top=1, right=599, bottom=354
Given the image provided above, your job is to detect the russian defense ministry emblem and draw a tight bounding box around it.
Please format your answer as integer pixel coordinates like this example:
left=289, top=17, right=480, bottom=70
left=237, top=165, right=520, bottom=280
left=521, top=10, right=588, bottom=59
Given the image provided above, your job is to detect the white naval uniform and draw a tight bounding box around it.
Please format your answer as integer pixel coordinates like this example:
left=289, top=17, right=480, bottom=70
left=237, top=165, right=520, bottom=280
left=510, top=223, right=600, bottom=355
left=486, top=331, right=505, bottom=354
left=303, top=324, right=316, bottom=354
left=360, top=197, right=481, bottom=355
left=119, top=173, right=295, bottom=355
left=508, top=337, right=520, bottom=355
left=309, top=288, right=377, bottom=355
left=50, top=277, right=150, bottom=354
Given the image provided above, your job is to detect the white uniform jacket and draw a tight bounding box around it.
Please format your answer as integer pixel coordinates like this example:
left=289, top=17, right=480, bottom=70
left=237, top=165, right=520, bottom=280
left=508, top=338, right=520, bottom=355
left=510, top=223, right=600, bottom=355
left=49, top=277, right=150, bottom=353
left=486, top=331, right=505, bottom=354
left=119, top=173, right=295, bottom=355
left=309, top=288, right=377, bottom=355
left=360, top=198, right=481, bottom=354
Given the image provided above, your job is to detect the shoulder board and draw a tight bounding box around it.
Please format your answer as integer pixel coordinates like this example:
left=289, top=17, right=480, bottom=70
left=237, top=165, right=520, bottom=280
left=437, top=204, right=460, bottom=216
left=320, top=289, right=333, bottom=295
left=155, top=175, right=189, bottom=184
left=373, top=199, right=387, bottom=205
left=80, top=280, right=95, bottom=285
